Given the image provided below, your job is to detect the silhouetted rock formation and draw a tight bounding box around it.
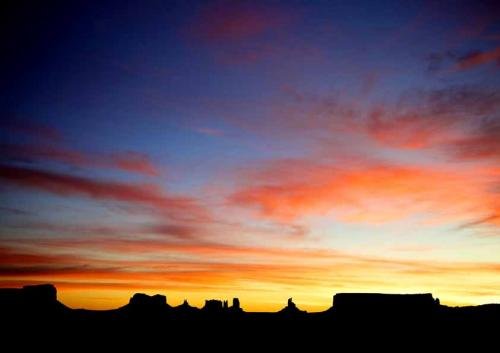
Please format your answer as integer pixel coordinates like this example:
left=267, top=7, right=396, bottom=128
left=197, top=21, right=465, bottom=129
left=173, top=299, right=199, bottom=316
left=278, top=297, right=306, bottom=315
left=22, top=284, right=57, bottom=303
left=1, top=283, right=499, bottom=341
left=333, top=293, right=438, bottom=318
left=230, top=297, right=242, bottom=312
left=203, top=299, right=224, bottom=313
left=0, top=284, right=58, bottom=306
left=122, top=292, right=171, bottom=319
left=0, top=283, right=68, bottom=323
left=129, top=293, right=168, bottom=308
left=0, top=284, right=60, bottom=309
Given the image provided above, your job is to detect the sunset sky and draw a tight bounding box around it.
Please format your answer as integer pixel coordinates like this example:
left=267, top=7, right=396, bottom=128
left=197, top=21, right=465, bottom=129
left=1, top=0, right=500, bottom=311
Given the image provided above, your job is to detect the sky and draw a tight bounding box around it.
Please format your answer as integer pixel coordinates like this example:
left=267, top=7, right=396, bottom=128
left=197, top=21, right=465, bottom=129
left=1, top=0, right=499, bottom=311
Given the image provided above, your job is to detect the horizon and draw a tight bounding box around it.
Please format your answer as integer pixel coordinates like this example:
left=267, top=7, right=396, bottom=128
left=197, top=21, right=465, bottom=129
left=1, top=0, right=500, bottom=312
left=2, top=282, right=453, bottom=313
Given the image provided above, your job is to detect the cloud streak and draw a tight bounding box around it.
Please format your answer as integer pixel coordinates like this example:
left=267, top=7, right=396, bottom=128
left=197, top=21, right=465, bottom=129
left=0, top=143, right=159, bottom=176
left=1, top=241, right=499, bottom=310
left=189, top=1, right=293, bottom=43
left=0, top=164, right=207, bottom=221
left=456, top=46, right=500, bottom=70
left=230, top=158, right=499, bottom=226
left=0, top=116, right=62, bottom=141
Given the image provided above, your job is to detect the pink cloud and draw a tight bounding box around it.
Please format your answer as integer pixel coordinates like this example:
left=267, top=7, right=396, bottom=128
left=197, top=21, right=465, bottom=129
left=0, top=164, right=207, bottom=221
left=362, top=87, right=500, bottom=150
left=110, top=151, right=159, bottom=176
left=189, top=1, right=292, bottom=43
left=449, top=117, right=500, bottom=160
left=1, top=143, right=159, bottom=176
left=184, top=1, right=313, bottom=66
left=456, top=46, right=500, bottom=70
left=0, top=116, right=61, bottom=141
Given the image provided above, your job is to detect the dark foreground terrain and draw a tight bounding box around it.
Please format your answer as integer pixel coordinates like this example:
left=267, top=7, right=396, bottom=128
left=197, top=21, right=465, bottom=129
left=1, top=284, right=499, bottom=347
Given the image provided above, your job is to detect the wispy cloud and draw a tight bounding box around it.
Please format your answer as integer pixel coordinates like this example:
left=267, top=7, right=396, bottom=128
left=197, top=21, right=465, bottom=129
left=184, top=1, right=313, bottom=65
left=194, top=127, right=224, bottom=137
left=363, top=87, right=500, bottom=150
left=1, top=241, right=499, bottom=309
left=0, top=164, right=207, bottom=222
left=456, top=214, right=500, bottom=230
left=0, top=115, right=61, bottom=141
left=0, top=143, right=159, bottom=176
left=229, top=158, right=499, bottom=226
left=188, top=1, right=293, bottom=44
left=449, top=117, right=500, bottom=160
left=456, top=46, right=500, bottom=70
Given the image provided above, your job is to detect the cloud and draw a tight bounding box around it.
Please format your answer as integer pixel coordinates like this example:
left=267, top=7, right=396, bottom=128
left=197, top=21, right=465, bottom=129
left=192, top=85, right=498, bottom=158
left=147, top=223, right=199, bottom=239
left=173, top=85, right=500, bottom=227
left=1, top=241, right=500, bottom=309
left=4, top=238, right=500, bottom=279
left=425, top=51, right=458, bottom=73
left=229, top=158, right=499, bottom=225
left=449, top=116, right=500, bottom=160
left=365, top=107, right=446, bottom=149
left=0, top=206, right=30, bottom=215
left=20, top=237, right=338, bottom=261
left=363, top=87, right=500, bottom=150
left=0, top=164, right=207, bottom=221
left=0, top=115, right=61, bottom=141
left=194, top=127, right=224, bottom=137
left=0, top=246, right=78, bottom=266
left=456, top=46, right=500, bottom=70
left=109, top=151, right=159, bottom=176
left=456, top=214, right=500, bottom=230
left=185, top=1, right=310, bottom=65
left=0, top=143, right=159, bottom=176
left=189, top=1, right=292, bottom=43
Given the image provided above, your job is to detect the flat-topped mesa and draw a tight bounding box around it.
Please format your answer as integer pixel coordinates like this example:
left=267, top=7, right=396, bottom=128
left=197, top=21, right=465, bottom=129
left=333, top=293, right=439, bottom=316
left=0, top=284, right=64, bottom=318
left=203, top=299, right=223, bottom=313
left=0, top=284, right=58, bottom=306
left=22, top=284, right=57, bottom=303
left=128, top=293, right=168, bottom=309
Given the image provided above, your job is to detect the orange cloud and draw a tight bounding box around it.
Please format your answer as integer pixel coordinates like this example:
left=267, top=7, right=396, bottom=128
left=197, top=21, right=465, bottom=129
left=1, top=242, right=500, bottom=310
left=230, top=159, right=499, bottom=225
left=0, top=246, right=79, bottom=266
